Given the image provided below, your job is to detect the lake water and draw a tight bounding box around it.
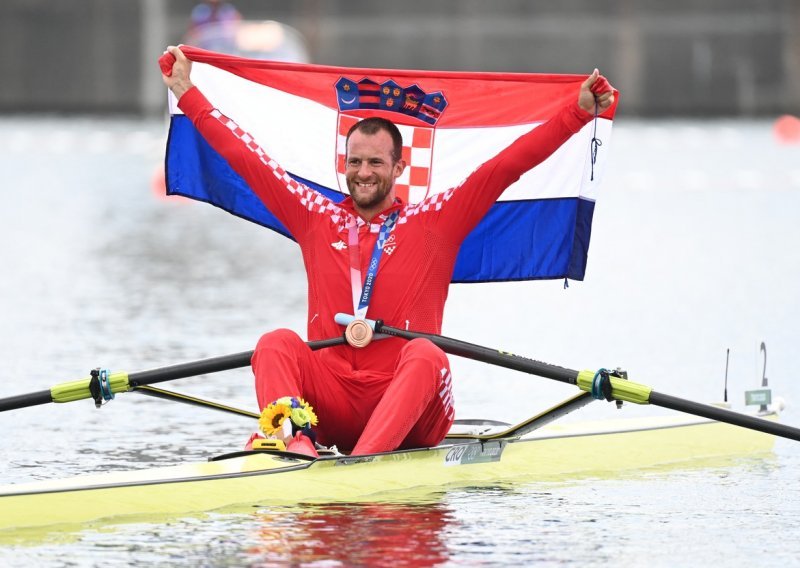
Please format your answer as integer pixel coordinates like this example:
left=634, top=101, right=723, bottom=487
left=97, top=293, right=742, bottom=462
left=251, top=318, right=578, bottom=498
left=0, top=116, right=799, bottom=566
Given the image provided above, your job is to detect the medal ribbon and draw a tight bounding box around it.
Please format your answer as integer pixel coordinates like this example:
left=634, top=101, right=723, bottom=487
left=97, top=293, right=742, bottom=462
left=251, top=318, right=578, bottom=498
left=347, top=210, right=399, bottom=320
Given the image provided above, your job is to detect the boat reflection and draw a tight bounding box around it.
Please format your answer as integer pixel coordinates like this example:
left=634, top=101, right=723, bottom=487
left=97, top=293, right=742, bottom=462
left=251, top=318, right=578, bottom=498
left=244, top=501, right=454, bottom=565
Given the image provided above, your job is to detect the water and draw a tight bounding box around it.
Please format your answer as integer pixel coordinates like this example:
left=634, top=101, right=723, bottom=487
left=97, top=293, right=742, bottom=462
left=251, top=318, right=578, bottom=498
left=0, top=116, right=799, bottom=566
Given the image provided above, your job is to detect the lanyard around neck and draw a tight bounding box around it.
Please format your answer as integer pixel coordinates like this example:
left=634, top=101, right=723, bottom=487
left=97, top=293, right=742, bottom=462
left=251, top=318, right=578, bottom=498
left=347, top=210, right=399, bottom=320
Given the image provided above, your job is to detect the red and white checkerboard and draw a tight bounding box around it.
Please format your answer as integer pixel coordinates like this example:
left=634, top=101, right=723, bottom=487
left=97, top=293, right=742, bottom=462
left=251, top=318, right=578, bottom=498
left=336, top=114, right=433, bottom=204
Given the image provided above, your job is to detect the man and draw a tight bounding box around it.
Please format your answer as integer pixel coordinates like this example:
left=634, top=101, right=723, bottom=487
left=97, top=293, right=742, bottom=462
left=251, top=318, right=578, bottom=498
left=161, top=46, right=614, bottom=456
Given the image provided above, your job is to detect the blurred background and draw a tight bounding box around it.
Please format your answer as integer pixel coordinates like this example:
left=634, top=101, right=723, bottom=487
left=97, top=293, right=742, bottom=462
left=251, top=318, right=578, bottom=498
left=1, top=4, right=798, bottom=563
left=0, top=0, right=798, bottom=118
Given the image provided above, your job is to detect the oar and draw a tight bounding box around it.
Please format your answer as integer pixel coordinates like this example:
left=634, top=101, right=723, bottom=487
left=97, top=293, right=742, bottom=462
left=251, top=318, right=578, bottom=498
left=0, top=336, right=345, bottom=413
left=134, top=385, right=259, bottom=419
left=333, top=314, right=800, bottom=443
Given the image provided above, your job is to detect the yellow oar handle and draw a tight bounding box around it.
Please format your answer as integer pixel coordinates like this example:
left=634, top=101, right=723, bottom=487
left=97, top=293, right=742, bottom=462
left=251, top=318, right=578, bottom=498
left=576, top=370, right=652, bottom=404
left=50, top=372, right=130, bottom=403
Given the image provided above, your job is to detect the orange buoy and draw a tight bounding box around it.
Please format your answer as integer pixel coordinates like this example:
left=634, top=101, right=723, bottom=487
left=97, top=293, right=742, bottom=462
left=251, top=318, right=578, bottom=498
left=773, top=114, right=800, bottom=145
left=151, top=164, right=191, bottom=203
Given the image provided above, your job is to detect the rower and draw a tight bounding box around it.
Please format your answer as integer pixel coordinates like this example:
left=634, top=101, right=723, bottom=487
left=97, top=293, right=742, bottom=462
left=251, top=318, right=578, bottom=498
left=160, top=46, right=616, bottom=456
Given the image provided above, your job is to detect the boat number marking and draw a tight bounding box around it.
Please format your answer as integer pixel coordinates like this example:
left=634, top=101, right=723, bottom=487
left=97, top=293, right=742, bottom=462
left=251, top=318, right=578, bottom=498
left=335, top=456, right=375, bottom=466
left=444, top=442, right=505, bottom=466
left=445, top=446, right=467, bottom=464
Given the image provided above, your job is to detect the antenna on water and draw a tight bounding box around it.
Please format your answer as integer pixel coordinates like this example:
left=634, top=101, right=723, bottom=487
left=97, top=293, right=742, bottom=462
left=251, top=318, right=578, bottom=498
left=759, top=342, right=768, bottom=413
left=723, top=348, right=729, bottom=403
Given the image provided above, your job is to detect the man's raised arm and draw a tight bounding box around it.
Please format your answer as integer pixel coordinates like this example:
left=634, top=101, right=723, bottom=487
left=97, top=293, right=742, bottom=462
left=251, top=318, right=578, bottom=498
left=157, top=45, right=317, bottom=238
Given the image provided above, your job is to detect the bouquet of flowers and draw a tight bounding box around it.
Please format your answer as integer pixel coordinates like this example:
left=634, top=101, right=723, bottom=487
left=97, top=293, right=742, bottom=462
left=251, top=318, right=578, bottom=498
left=258, top=396, right=318, bottom=441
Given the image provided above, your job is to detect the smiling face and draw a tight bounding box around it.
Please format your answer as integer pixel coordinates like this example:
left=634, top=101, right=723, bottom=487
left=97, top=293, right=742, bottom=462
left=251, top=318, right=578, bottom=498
left=345, top=126, right=406, bottom=221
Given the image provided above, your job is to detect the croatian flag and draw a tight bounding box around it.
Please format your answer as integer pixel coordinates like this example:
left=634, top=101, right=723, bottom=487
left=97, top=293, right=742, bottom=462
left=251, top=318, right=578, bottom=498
left=165, top=47, right=617, bottom=282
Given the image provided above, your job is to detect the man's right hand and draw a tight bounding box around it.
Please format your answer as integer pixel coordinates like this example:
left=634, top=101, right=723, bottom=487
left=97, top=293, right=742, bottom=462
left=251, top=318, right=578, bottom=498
left=160, top=45, right=194, bottom=100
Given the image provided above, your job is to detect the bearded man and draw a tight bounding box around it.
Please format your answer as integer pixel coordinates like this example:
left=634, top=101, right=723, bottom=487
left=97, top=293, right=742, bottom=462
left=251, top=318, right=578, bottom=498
left=161, top=45, right=614, bottom=456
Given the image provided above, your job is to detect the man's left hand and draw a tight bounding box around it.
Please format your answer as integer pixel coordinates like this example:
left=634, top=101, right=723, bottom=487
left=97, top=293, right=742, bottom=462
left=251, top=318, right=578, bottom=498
left=579, top=69, right=615, bottom=114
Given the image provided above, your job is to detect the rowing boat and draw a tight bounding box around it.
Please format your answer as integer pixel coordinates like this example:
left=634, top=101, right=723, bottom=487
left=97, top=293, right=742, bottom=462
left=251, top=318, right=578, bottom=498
left=0, top=391, right=779, bottom=533
left=0, top=328, right=793, bottom=535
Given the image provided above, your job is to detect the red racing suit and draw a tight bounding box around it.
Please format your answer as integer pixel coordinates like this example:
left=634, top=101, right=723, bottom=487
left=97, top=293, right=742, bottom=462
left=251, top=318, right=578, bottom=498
left=178, top=87, right=592, bottom=453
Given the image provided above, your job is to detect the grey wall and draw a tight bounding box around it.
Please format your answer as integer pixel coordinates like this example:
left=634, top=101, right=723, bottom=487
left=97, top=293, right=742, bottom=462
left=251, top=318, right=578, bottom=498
left=1, top=0, right=798, bottom=117
left=1, top=0, right=144, bottom=113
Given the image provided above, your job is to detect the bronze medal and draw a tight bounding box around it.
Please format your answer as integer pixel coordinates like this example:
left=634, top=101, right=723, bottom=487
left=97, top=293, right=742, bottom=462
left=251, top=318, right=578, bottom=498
left=345, top=319, right=373, bottom=348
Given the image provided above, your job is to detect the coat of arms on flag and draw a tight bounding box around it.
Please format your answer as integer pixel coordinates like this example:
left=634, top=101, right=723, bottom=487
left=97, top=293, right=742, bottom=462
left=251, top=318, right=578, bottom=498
left=334, top=77, right=449, bottom=203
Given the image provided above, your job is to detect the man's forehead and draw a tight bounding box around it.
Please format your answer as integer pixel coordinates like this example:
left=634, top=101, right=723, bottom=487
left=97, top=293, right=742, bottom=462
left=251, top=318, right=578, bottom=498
left=346, top=130, right=394, bottom=155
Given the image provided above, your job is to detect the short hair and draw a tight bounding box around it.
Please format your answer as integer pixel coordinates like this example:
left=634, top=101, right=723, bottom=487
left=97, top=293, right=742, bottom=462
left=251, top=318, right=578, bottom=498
left=345, top=117, right=403, bottom=163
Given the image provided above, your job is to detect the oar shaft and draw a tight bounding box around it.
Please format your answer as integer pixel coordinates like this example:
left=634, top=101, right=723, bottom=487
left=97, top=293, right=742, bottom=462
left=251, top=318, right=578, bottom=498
left=128, top=351, right=253, bottom=388
left=376, top=323, right=579, bottom=384
left=650, top=391, right=800, bottom=442
left=129, top=336, right=345, bottom=388
left=0, top=390, right=52, bottom=412
left=0, top=336, right=346, bottom=413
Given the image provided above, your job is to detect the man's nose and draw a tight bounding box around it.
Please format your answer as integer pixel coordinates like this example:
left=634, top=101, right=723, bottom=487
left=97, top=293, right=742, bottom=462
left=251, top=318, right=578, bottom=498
left=357, top=163, right=373, bottom=178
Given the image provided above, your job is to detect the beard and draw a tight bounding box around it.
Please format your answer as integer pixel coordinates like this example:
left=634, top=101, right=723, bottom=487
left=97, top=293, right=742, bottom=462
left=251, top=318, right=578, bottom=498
left=346, top=175, right=394, bottom=211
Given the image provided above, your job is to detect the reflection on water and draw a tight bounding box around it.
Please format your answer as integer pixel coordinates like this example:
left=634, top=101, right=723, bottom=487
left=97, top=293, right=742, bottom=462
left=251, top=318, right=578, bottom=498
left=244, top=502, right=454, bottom=566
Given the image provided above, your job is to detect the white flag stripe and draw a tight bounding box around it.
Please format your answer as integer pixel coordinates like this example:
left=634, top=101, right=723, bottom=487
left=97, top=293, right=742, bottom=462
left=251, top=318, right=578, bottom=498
left=187, top=63, right=341, bottom=189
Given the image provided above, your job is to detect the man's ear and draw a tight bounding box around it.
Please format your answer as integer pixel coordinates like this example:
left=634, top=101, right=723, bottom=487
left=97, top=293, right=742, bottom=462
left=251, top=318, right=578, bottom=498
left=393, top=159, right=407, bottom=180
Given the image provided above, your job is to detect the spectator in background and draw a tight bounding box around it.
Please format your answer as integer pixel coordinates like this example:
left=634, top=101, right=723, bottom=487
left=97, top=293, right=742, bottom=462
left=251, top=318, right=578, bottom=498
left=185, top=0, right=241, bottom=52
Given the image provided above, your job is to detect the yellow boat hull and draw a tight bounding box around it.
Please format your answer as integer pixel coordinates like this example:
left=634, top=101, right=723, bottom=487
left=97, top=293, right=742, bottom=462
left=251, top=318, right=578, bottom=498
left=0, top=412, right=775, bottom=534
